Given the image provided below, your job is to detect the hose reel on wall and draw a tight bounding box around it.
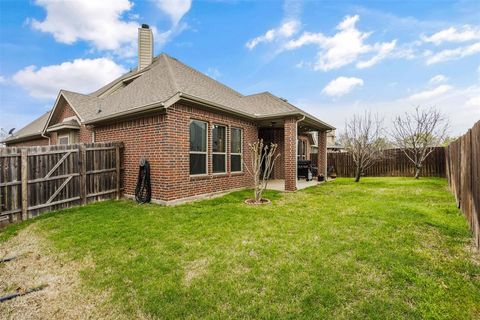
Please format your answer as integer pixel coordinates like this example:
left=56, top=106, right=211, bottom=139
left=135, top=158, right=151, bottom=204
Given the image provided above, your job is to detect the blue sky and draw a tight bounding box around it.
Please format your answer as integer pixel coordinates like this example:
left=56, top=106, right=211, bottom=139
left=0, top=0, right=479, bottom=136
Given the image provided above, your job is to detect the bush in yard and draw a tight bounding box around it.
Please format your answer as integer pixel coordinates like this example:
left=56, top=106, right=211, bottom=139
left=244, top=139, right=280, bottom=204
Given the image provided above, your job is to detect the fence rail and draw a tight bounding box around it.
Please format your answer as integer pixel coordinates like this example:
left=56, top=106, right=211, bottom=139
left=0, top=142, right=123, bottom=227
left=445, top=121, right=479, bottom=248
left=328, top=147, right=446, bottom=178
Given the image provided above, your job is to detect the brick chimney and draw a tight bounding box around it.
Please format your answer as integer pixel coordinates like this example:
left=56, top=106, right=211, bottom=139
left=138, top=24, right=153, bottom=71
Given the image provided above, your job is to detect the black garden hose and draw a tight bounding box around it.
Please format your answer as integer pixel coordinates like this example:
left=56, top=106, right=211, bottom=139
left=0, top=285, right=48, bottom=303
left=135, top=158, right=151, bottom=204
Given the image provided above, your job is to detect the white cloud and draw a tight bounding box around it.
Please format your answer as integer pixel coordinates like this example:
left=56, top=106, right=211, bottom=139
left=357, top=40, right=397, bottom=69
left=284, top=15, right=397, bottom=71
left=30, top=0, right=192, bottom=56
left=466, top=96, right=480, bottom=108
left=322, top=77, right=364, bottom=97
left=429, top=74, right=448, bottom=84
left=30, top=0, right=139, bottom=55
left=426, top=42, right=480, bottom=64
left=205, top=67, right=221, bottom=80
left=0, top=75, right=6, bottom=84
left=407, top=84, right=453, bottom=101
left=13, top=58, right=127, bottom=100
left=153, top=0, right=191, bottom=26
left=422, top=25, right=480, bottom=45
left=297, top=84, right=479, bottom=136
left=246, top=20, right=301, bottom=50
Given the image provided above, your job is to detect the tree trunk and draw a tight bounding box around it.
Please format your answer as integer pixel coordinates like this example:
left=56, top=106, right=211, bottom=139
left=255, top=187, right=262, bottom=202
left=415, top=166, right=421, bottom=179
left=354, top=166, right=362, bottom=182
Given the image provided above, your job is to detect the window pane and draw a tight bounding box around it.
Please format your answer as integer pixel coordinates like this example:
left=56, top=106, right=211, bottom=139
left=190, top=120, right=207, bottom=152
left=212, top=125, right=226, bottom=153
left=190, top=154, right=206, bottom=175
left=213, top=154, right=226, bottom=173
left=231, top=154, right=242, bottom=172
left=59, top=137, right=69, bottom=145
left=231, top=128, right=242, bottom=154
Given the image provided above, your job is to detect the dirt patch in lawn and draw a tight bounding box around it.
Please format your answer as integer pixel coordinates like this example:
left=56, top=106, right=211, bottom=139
left=0, top=225, right=125, bottom=320
left=183, top=258, right=209, bottom=286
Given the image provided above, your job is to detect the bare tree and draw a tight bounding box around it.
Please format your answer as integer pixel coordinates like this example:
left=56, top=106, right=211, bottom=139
left=340, top=112, right=386, bottom=182
left=244, top=139, right=280, bottom=203
left=391, top=106, right=448, bottom=179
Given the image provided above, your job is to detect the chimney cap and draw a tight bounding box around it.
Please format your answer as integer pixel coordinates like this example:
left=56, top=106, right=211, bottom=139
left=141, top=24, right=150, bottom=29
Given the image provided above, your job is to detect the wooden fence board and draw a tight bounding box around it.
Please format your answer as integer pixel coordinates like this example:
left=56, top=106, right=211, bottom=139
left=327, top=147, right=446, bottom=178
left=446, top=120, right=480, bottom=248
left=0, top=142, right=123, bottom=227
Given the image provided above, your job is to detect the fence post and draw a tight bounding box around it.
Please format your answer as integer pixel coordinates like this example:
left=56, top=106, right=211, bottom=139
left=79, top=144, right=87, bottom=205
left=115, top=143, right=121, bottom=200
left=21, top=149, right=28, bottom=220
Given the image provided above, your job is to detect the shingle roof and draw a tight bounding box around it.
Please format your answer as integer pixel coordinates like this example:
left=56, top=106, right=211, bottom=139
left=2, top=111, right=51, bottom=143
left=7, top=53, right=334, bottom=143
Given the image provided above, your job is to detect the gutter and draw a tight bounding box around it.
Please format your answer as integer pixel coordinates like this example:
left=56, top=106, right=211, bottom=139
left=41, top=132, right=51, bottom=145
left=85, top=101, right=165, bottom=125
left=177, top=93, right=257, bottom=120
left=84, top=92, right=335, bottom=131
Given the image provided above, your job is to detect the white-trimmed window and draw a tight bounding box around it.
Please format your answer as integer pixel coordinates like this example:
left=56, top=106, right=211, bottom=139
left=58, top=134, right=69, bottom=145
left=189, top=120, right=208, bottom=175
left=212, top=124, right=226, bottom=173
left=231, top=128, right=243, bottom=172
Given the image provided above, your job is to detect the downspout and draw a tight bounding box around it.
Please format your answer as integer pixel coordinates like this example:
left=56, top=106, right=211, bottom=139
left=295, top=115, right=306, bottom=190
left=41, top=132, right=51, bottom=146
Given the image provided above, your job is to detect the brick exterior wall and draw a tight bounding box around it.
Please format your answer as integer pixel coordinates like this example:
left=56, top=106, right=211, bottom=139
left=94, top=103, right=258, bottom=202
left=6, top=97, right=328, bottom=202
left=94, top=114, right=167, bottom=201
left=5, top=137, right=49, bottom=147
left=284, top=117, right=297, bottom=191
left=317, top=130, right=327, bottom=177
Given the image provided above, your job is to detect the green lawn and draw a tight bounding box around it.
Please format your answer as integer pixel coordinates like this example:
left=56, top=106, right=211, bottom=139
left=2, top=178, right=479, bottom=319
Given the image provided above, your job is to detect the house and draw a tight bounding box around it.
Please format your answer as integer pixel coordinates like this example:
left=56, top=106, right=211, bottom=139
left=3, top=24, right=334, bottom=204
left=326, top=130, right=345, bottom=152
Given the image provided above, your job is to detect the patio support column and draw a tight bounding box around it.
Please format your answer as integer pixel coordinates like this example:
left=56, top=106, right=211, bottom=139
left=284, top=117, right=297, bottom=191
left=317, top=130, right=327, bottom=178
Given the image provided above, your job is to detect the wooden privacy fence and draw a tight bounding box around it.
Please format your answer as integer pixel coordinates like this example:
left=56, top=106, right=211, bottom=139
left=0, top=142, right=123, bottom=227
left=445, top=121, right=480, bottom=248
left=328, top=147, right=446, bottom=178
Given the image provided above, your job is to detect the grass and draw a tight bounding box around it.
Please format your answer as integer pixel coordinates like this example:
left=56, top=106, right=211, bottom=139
left=2, top=177, right=479, bottom=319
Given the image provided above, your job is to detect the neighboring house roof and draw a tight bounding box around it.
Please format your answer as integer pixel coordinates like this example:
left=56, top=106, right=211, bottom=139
left=5, top=53, right=334, bottom=144
left=328, top=141, right=344, bottom=149
left=2, top=111, right=50, bottom=143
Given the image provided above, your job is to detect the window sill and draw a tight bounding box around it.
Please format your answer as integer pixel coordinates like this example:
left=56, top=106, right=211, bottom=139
left=189, top=174, right=210, bottom=181
left=230, top=171, right=244, bottom=176
left=212, top=172, right=228, bottom=177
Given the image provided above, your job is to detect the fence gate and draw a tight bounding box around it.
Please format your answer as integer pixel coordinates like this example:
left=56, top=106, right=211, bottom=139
left=0, top=142, right=123, bottom=227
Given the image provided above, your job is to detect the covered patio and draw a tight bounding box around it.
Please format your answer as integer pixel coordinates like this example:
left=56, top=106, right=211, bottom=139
left=258, top=115, right=333, bottom=192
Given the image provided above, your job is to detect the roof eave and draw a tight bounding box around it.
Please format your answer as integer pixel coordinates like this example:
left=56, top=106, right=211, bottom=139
left=177, top=93, right=257, bottom=121
left=84, top=101, right=166, bottom=125
left=2, top=132, right=44, bottom=144
left=46, top=124, right=81, bottom=132
left=257, top=112, right=335, bottom=131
